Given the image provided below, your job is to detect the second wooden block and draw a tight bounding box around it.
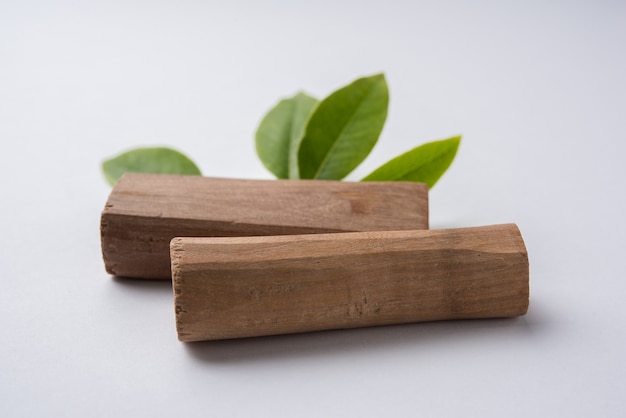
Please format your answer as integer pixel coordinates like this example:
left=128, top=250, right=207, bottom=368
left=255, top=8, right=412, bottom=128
left=101, top=173, right=429, bottom=279
left=172, top=224, right=529, bottom=342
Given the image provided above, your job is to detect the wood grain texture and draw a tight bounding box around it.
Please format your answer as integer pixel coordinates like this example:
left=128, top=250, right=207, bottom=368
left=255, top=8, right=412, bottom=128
left=171, top=224, right=529, bottom=342
left=101, top=173, right=428, bottom=279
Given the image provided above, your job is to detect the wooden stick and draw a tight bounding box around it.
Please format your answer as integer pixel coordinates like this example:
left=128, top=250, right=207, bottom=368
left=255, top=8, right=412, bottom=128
left=101, top=173, right=428, bottom=279
left=171, top=224, right=529, bottom=342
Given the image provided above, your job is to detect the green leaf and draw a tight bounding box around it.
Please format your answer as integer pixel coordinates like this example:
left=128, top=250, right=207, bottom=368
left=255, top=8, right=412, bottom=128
left=255, top=92, right=318, bottom=179
left=102, top=147, right=201, bottom=185
left=298, top=73, right=389, bottom=180
left=362, top=136, right=461, bottom=188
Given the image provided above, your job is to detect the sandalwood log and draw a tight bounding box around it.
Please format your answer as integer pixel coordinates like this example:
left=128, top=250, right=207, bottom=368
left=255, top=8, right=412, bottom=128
left=101, top=173, right=428, bottom=279
left=171, top=224, right=529, bottom=342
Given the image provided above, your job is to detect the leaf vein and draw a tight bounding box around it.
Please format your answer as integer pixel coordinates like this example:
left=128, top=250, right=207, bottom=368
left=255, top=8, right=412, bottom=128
left=312, top=85, right=378, bottom=179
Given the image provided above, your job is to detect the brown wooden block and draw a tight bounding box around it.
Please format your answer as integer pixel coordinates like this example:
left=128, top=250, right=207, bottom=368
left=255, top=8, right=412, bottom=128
left=171, top=224, right=529, bottom=342
left=101, top=173, right=428, bottom=279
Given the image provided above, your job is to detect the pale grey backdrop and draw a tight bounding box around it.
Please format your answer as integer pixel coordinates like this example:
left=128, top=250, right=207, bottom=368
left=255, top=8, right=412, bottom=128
left=1, top=1, right=625, bottom=416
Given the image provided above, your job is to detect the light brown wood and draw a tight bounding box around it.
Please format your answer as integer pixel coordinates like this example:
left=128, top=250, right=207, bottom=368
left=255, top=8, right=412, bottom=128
left=171, top=224, right=529, bottom=342
left=101, top=173, right=428, bottom=279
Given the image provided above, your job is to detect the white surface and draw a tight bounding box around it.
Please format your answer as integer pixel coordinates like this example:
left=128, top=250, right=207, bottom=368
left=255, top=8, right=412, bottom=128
left=1, top=1, right=625, bottom=416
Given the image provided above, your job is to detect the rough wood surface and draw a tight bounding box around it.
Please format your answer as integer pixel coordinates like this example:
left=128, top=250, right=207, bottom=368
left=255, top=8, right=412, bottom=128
left=171, top=224, right=529, bottom=342
left=101, top=173, right=428, bottom=279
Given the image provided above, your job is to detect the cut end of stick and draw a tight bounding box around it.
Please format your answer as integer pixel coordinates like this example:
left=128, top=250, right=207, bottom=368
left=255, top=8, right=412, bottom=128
left=170, top=238, right=189, bottom=342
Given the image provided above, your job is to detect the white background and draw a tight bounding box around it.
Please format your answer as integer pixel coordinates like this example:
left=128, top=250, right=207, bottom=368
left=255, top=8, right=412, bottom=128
left=1, top=1, right=625, bottom=416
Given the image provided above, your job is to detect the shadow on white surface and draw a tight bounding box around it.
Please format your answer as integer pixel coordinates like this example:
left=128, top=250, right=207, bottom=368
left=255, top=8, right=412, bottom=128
left=107, top=276, right=547, bottom=366
left=111, top=276, right=173, bottom=293
left=183, top=312, right=541, bottom=365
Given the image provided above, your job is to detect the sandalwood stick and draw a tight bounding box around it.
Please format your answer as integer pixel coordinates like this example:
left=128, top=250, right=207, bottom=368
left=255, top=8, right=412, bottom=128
left=171, top=224, right=529, bottom=342
left=101, top=173, right=428, bottom=279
